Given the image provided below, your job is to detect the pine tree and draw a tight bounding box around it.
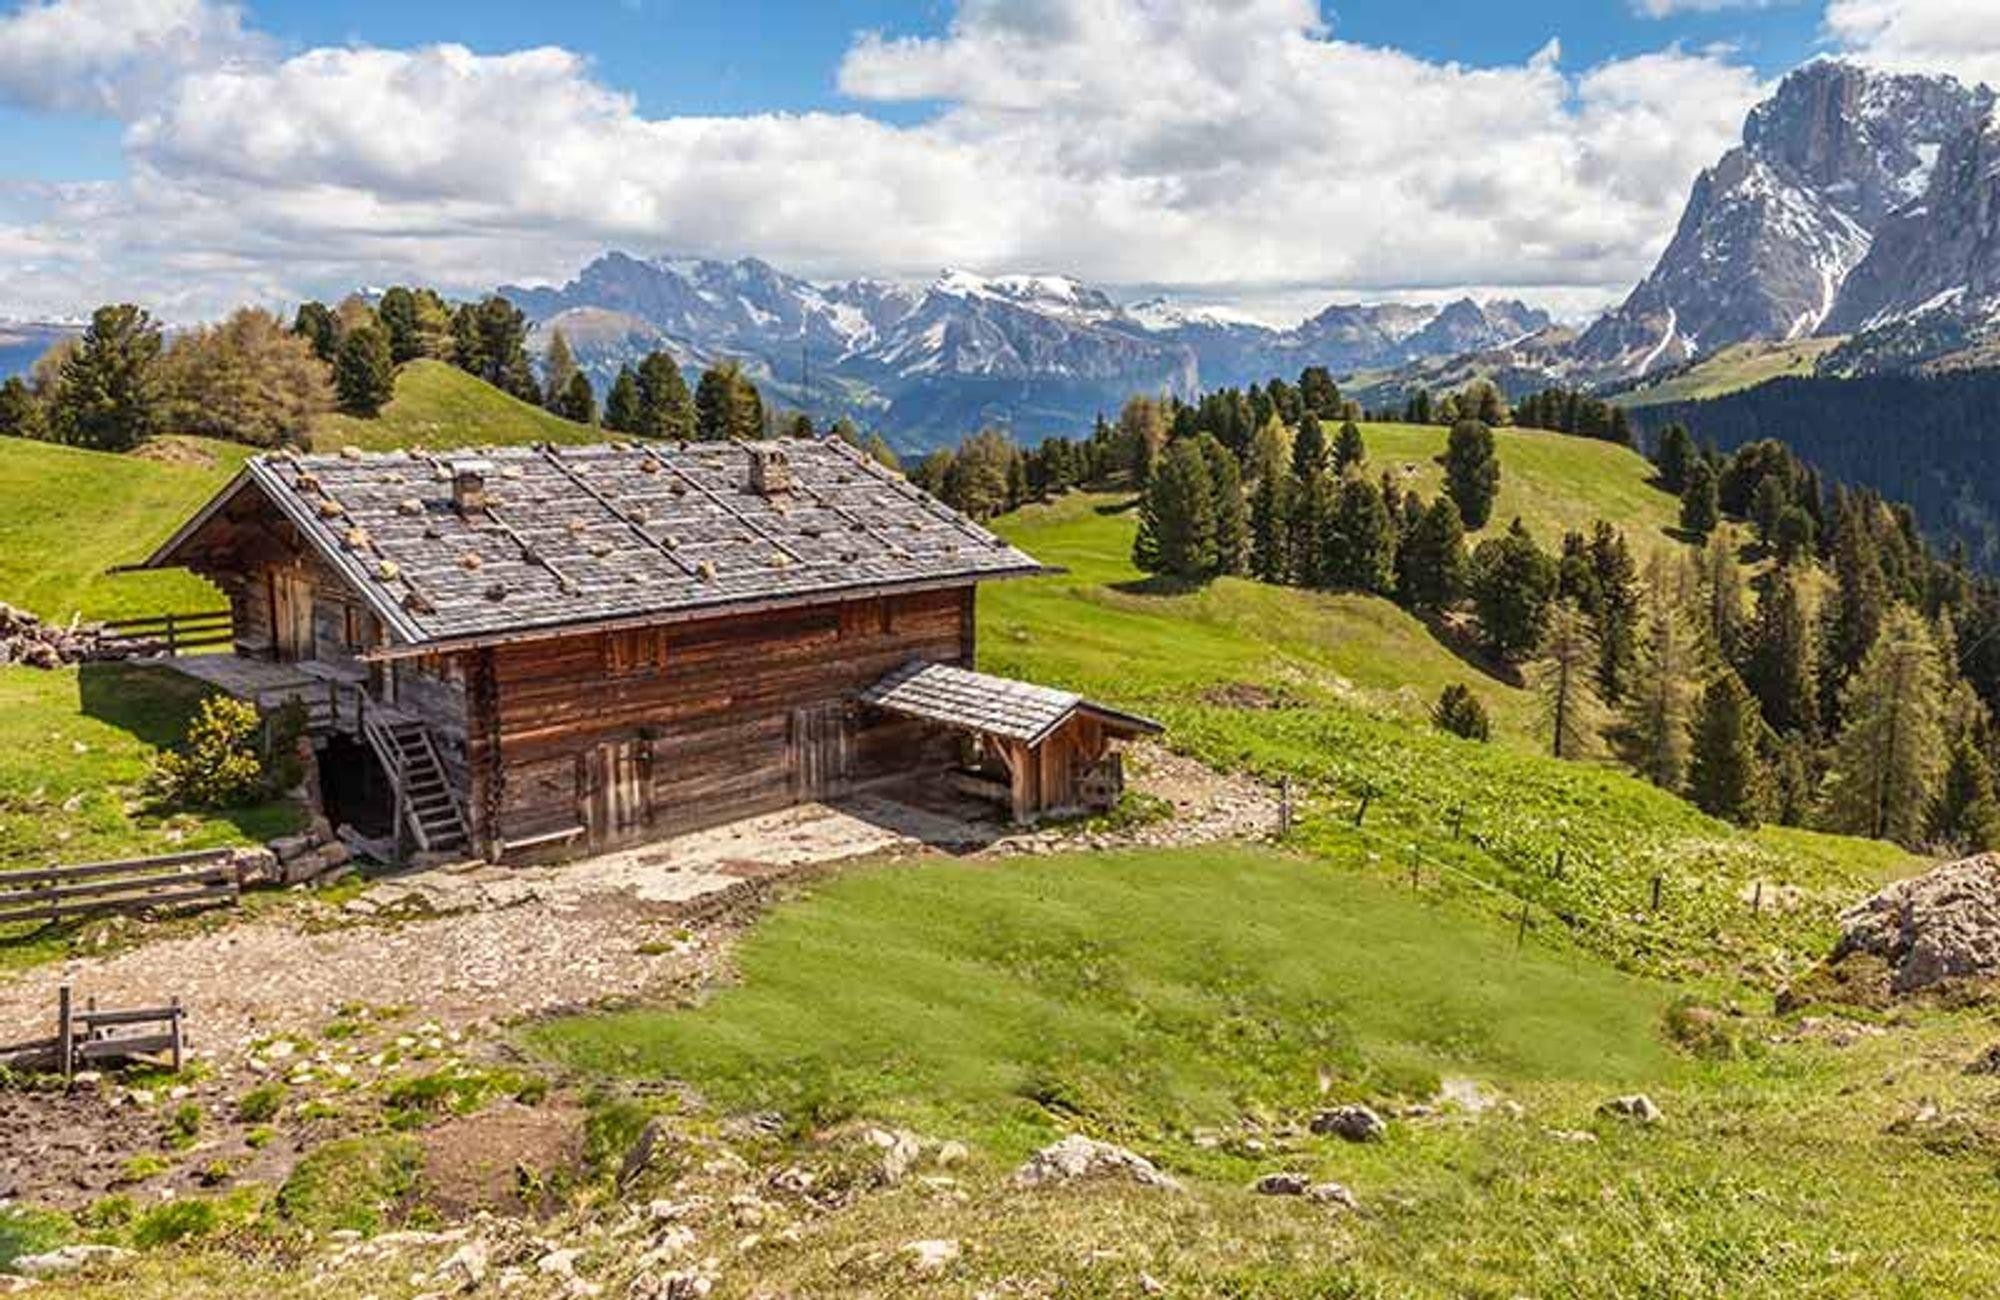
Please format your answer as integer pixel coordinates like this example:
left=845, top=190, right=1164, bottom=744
left=453, top=296, right=539, bottom=401
left=1742, top=573, right=1817, bottom=735
left=1534, top=601, right=1601, bottom=759
left=1689, top=667, right=1765, bottom=826
left=1397, top=495, right=1468, bottom=612
left=1332, top=420, right=1366, bottom=475
left=1328, top=478, right=1395, bottom=594
left=604, top=366, right=641, bottom=434
left=1679, top=458, right=1720, bottom=537
left=1824, top=607, right=1947, bottom=845
left=556, top=370, right=596, bottom=425
left=291, top=301, right=339, bottom=362
left=1618, top=557, right=1695, bottom=791
left=1930, top=733, right=2000, bottom=853
left=1133, top=438, right=1218, bottom=580
left=542, top=329, right=579, bottom=410
left=635, top=352, right=694, bottom=440
left=1443, top=419, right=1500, bottom=530
left=1653, top=423, right=1696, bottom=494
left=1773, top=506, right=1816, bottom=567
left=333, top=325, right=394, bottom=417
left=1432, top=684, right=1491, bottom=741
left=1248, top=463, right=1292, bottom=583
left=1291, top=417, right=1328, bottom=481
left=1469, top=519, right=1557, bottom=660
left=54, top=304, right=166, bottom=451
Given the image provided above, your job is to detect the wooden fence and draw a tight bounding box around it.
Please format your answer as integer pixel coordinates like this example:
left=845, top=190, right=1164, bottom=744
left=0, top=985, right=186, bottom=1077
left=98, top=609, right=233, bottom=658
left=0, top=847, right=240, bottom=929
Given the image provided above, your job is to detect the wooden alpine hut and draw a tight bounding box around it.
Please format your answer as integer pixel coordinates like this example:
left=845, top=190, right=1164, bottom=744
left=137, top=437, right=1159, bottom=862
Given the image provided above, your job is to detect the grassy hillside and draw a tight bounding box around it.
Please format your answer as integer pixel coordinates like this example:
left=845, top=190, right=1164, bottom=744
left=1618, top=338, right=1844, bottom=409
left=311, top=359, right=594, bottom=452
left=0, top=436, right=239, bottom=621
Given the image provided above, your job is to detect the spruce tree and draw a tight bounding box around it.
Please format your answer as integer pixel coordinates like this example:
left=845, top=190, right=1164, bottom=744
left=1820, top=510, right=1888, bottom=727
left=556, top=370, right=596, bottom=425
left=1698, top=533, right=1746, bottom=666
left=1618, top=557, right=1695, bottom=791
left=1930, top=734, right=2000, bottom=853
left=1332, top=420, right=1366, bottom=476
left=55, top=304, right=165, bottom=451
left=1328, top=477, right=1394, bottom=594
left=1133, top=438, right=1218, bottom=580
left=1534, top=601, right=1601, bottom=759
left=1469, top=519, right=1557, bottom=660
left=333, top=325, right=394, bottom=417
left=1653, top=423, right=1696, bottom=493
left=1397, top=495, right=1468, bottom=612
left=377, top=287, right=422, bottom=364
left=1291, top=417, right=1328, bottom=481
left=1689, top=667, right=1765, bottom=826
left=1433, top=684, right=1491, bottom=741
left=1298, top=366, right=1341, bottom=420
left=635, top=352, right=695, bottom=440
left=1201, top=436, right=1247, bottom=576
left=1680, top=458, right=1720, bottom=537
left=1824, top=607, right=1947, bottom=845
left=1289, top=470, right=1335, bottom=588
left=291, top=301, right=339, bottom=362
left=1443, top=419, right=1500, bottom=530
left=1742, top=574, right=1817, bottom=735
left=1587, top=522, right=1639, bottom=704
left=1248, top=464, right=1292, bottom=583
left=695, top=360, right=764, bottom=441
left=604, top=366, right=641, bottom=434
left=0, top=376, right=42, bottom=440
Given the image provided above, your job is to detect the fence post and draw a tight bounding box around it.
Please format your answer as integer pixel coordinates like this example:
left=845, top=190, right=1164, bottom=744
left=1449, top=804, right=1464, bottom=840
left=56, top=984, right=73, bottom=1080
left=164, top=615, right=178, bottom=658
left=1553, top=848, right=1566, bottom=879
left=169, top=998, right=183, bottom=1073
left=1516, top=902, right=1530, bottom=950
left=1650, top=874, right=1663, bottom=911
left=1752, top=880, right=1763, bottom=916
left=1409, top=844, right=1420, bottom=893
left=1353, top=782, right=1373, bottom=827
left=1279, top=776, right=1293, bottom=836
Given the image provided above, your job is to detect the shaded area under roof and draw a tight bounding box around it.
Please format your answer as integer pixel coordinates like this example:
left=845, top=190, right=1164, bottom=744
left=859, top=659, right=1163, bottom=747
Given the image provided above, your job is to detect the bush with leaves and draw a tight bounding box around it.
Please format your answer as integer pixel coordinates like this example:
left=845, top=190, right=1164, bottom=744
left=154, top=696, right=270, bottom=809
left=1432, top=684, right=1492, bottom=742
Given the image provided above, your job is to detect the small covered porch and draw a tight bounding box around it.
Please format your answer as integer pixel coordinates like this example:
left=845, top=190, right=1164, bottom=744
left=858, top=660, right=1162, bottom=823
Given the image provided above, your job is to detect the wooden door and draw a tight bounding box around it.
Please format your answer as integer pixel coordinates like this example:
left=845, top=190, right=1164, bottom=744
left=791, top=703, right=851, bottom=802
left=581, top=738, right=650, bottom=851
left=270, top=569, right=314, bottom=661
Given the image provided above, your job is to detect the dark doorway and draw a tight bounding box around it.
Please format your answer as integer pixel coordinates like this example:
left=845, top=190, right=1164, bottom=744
left=317, top=735, right=395, bottom=840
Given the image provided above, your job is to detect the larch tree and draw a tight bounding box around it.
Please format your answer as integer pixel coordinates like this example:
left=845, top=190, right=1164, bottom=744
left=1697, top=532, right=1747, bottom=666
left=542, top=329, right=580, bottom=411
left=1823, top=607, right=1947, bottom=845
left=161, top=307, right=334, bottom=446
left=1929, top=733, right=2000, bottom=854
left=1689, top=667, right=1765, bottom=826
left=1618, top=556, right=1696, bottom=792
left=1533, top=600, right=1602, bottom=760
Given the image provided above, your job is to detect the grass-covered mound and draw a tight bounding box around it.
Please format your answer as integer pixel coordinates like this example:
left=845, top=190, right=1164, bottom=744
left=533, top=844, right=1671, bottom=1164
left=311, top=359, right=593, bottom=453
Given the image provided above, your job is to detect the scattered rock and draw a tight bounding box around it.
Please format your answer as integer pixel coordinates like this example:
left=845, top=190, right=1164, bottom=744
left=1599, top=1094, right=1664, bottom=1125
left=9, top=1245, right=134, bottom=1279
left=1308, top=1181, right=1360, bottom=1210
left=629, top=1273, right=714, bottom=1300
left=1545, top=1128, right=1599, bottom=1144
left=434, top=1240, right=489, bottom=1289
left=0, top=1275, right=37, bottom=1294
left=0, top=603, right=119, bottom=670
left=935, top=1139, right=970, bottom=1168
left=862, top=1126, right=924, bottom=1185
left=1834, top=854, right=2000, bottom=995
left=1967, top=1044, right=2000, bottom=1076
left=1310, top=1104, right=1386, bottom=1143
left=1251, top=1172, right=1313, bottom=1197
left=1012, top=1136, right=1182, bottom=1192
left=901, top=1239, right=962, bottom=1273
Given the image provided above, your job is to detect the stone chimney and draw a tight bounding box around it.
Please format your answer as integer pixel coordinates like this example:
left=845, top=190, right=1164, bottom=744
left=451, top=458, right=493, bottom=515
left=748, top=446, right=792, bottom=497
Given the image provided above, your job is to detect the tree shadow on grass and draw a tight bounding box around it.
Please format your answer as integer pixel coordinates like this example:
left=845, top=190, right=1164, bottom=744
left=1094, top=497, right=1140, bottom=517
left=1108, top=574, right=1210, bottom=598
left=1414, top=610, right=1527, bottom=690
left=75, top=660, right=210, bottom=750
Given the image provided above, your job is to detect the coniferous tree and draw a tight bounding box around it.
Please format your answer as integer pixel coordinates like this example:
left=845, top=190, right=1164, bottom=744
left=1823, top=607, right=1947, bottom=845
left=1820, top=506, right=1889, bottom=727
left=1133, top=438, right=1218, bottom=580
left=542, top=329, right=580, bottom=410
left=453, top=296, right=539, bottom=401
left=1697, top=532, right=1747, bottom=666
left=291, top=301, right=339, bottom=362
left=1332, top=420, right=1366, bottom=476
left=1689, top=667, right=1766, bottom=826
left=1397, top=495, right=1469, bottom=613
left=1433, top=684, right=1491, bottom=742
left=556, top=370, right=596, bottom=425
left=694, top=360, right=764, bottom=441
left=1618, top=557, right=1696, bottom=791
left=1534, top=601, right=1602, bottom=759
left=1443, top=419, right=1500, bottom=530
left=1289, top=470, right=1335, bottom=588
left=604, top=366, right=641, bottom=434
left=160, top=307, right=334, bottom=445
left=1680, top=458, right=1721, bottom=537
left=1773, top=506, right=1817, bottom=567
left=635, top=352, right=695, bottom=440
left=1930, top=733, right=2000, bottom=853
left=1201, top=436, right=1248, bottom=576
left=1327, top=477, right=1395, bottom=594
left=1469, top=519, right=1557, bottom=660
left=1117, top=396, right=1170, bottom=485
left=0, top=376, right=41, bottom=440
left=55, top=304, right=166, bottom=451
left=1586, top=522, right=1639, bottom=704
left=1299, top=366, right=1341, bottom=420
left=1742, top=573, right=1818, bottom=735
left=333, top=325, right=394, bottom=417
left=1653, top=423, right=1696, bottom=494
left=1291, top=416, right=1328, bottom=481
left=1248, top=463, right=1292, bottom=583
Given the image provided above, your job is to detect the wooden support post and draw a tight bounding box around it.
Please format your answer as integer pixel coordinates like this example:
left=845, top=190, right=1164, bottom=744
left=169, top=998, right=183, bottom=1073
left=55, top=984, right=73, bottom=1080
left=1516, top=902, right=1530, bottom=950
left=1650, top=874, right=1663, bottom=911
left=1279, top=776, right=1293, bottom=836
left=165, top=615, right=178, bottom=658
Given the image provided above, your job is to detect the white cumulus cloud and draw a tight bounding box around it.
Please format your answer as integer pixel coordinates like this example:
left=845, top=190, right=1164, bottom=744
left=1825, top=0, right=2000, bottom=91
left=0, top=0, right=262, bottom=116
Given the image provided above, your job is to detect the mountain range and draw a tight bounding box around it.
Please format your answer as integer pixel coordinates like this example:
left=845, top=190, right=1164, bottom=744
left=499, top=256, right=1548, bottom=447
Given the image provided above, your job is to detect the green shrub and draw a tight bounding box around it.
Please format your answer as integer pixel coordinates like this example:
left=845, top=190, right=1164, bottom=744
left=153, top=695, right=267, bottom=808
left=165, top=1101, right=203, bottom=1148
left=131, top=1198, right=219, bottom=1248
left=0, top=1205, right=70, bottom=1271
left=237, top=1083, right=286, bottom=1124
left=276, top=1136, right=423, bottom=1236
left=1432, top=684, right=1491, bottom=742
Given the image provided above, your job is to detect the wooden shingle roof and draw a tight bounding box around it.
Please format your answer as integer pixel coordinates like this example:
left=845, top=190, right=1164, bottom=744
left=859, top=660, right=1162, bottom=747
left=145, top=438, right=1045, bottom=651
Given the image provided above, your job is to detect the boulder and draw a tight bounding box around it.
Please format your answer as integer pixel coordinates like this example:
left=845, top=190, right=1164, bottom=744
left=862, top=1126, right=924, bottom=1185
left=1599, top=1094, right=1663, bottom=1125
left=1310, top=1104, right=1386, bottom=1143
left=1835, top=854, right=2000, bottom=995
left=10, top=1245, right=133, bottom=1279
left=1309, top=1181, right=1360, bottom=1210
left=901, top=1239, right=961, bottom=1273
left=1012, top=1136, right=1182, bottom=1192
left=1251, top=1172, right=1312, bottom=1196
left=0, top=1274, right=37, bottom=1294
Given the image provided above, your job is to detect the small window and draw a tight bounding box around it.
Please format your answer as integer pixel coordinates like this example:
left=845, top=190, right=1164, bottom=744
left=606, top=628, right=668, bottom=674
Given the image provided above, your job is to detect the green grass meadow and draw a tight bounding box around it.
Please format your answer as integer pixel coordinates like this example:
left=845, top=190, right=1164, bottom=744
left=310, top=359, right=594, bottom=453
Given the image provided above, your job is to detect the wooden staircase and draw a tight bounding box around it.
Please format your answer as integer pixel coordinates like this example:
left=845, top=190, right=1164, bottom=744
left=363, top=712, right=471, bottom=858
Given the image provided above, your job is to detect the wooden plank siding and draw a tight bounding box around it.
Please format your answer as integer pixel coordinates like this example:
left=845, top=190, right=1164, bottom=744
left=468, top=586, right=974, bottom=858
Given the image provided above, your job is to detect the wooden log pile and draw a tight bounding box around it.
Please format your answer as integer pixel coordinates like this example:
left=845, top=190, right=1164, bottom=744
left=0, top=602, right=111, bottom=670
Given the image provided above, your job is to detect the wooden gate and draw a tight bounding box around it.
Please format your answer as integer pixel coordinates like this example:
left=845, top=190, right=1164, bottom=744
left=791, top=703, right=852, bottom=802
left=580, top=738, right=650, bottom=851
left=270, top=569, right=314, bottom=661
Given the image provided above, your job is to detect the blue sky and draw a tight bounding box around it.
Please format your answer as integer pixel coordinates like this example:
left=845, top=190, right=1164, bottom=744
left=0, top=0, right=1987, bottom=321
